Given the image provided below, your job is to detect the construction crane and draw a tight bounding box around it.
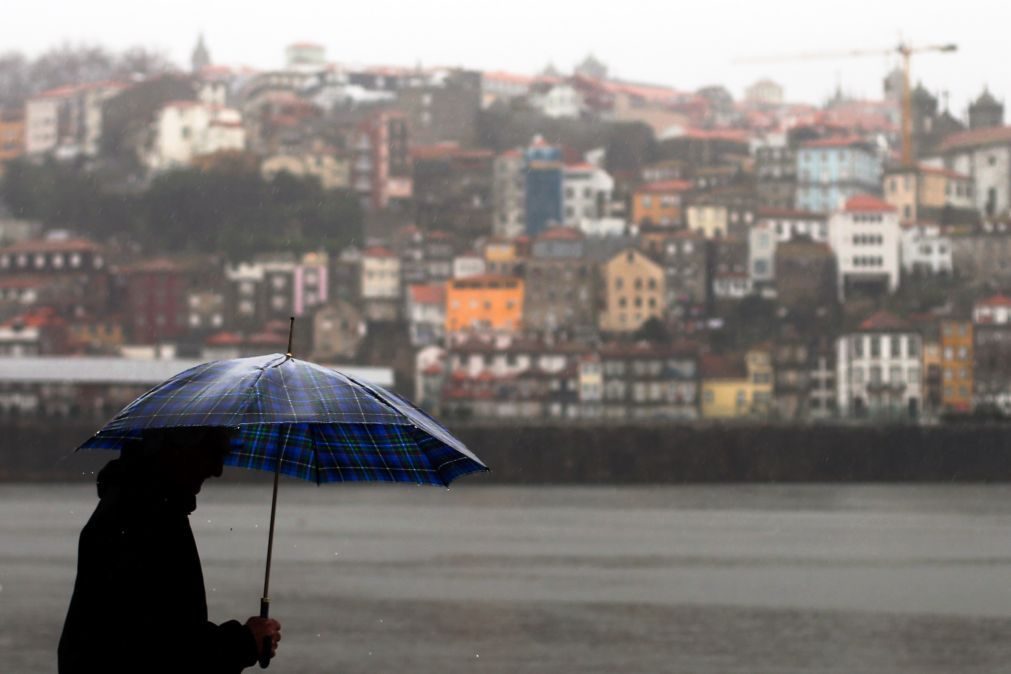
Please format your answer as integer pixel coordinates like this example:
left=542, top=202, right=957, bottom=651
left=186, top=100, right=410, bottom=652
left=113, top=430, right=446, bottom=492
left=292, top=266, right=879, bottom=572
left=735, top=42, right=957, bottom=166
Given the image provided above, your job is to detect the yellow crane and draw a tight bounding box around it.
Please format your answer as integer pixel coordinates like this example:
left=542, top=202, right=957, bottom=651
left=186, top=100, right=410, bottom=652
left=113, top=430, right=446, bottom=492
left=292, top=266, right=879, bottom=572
left=735, top=42, right=957, bottom=166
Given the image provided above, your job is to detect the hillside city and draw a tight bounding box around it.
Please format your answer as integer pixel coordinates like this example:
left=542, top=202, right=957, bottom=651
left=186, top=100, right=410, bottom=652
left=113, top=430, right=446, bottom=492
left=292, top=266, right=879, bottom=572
left=0, top=38, right=1009, bottom=425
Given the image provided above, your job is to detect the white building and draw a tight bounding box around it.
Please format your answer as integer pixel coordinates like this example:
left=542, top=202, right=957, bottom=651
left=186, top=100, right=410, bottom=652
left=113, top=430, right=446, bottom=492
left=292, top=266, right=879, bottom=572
left=145, top=101, right=245, bottom=171
left=756, top=207, right=828, bottom=243
left=563, top=163, right=614, bottom=224
left=406, top=284, right=446, bottom=347
left=936, top=126, right=1011, bottom=218
left=900, top=224, right=953, bottom=276
left=360, top=247, right=401, bottom=300
left=25, top=81, right=126, bottom=158
left=836, top=311, right=923, bottom=419
left=827, top=194, right=901, bottom=300
left=748, top=221, right=776, bottom=286
left=528, top=83, right=585, bottom=119
left=452, top=254, right=487, bottom=279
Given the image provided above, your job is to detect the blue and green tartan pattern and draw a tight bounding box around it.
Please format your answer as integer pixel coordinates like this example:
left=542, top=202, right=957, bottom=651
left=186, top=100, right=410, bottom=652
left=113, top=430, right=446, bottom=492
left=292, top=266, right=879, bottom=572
left=78, top=354, right=487, bottom=486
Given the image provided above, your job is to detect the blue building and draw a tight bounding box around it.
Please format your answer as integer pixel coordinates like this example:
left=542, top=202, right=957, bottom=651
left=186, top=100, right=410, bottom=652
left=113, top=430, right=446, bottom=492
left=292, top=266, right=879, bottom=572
left=795, top=137, right=882, bottom=213
left=524, top=138, right=563, bottom=236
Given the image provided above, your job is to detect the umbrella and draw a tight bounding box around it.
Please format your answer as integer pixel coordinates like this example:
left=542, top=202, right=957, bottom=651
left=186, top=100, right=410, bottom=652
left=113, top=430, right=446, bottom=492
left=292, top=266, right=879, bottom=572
left=77, top=318, right=487, bottom=667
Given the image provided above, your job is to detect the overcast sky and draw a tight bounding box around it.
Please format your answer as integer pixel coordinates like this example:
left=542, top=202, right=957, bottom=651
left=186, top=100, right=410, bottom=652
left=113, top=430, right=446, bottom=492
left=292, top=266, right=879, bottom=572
left=4, top=0, right=1007, bottom=117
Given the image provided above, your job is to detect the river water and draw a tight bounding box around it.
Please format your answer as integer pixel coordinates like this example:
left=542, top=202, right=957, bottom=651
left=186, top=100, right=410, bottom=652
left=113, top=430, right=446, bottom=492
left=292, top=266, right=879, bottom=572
left=4, top=482, right=1011, bottom=673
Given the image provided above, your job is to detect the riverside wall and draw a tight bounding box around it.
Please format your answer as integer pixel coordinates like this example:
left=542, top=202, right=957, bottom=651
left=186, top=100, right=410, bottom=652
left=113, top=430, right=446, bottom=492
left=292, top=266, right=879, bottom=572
left=4, top=419, right=1011, bottom=483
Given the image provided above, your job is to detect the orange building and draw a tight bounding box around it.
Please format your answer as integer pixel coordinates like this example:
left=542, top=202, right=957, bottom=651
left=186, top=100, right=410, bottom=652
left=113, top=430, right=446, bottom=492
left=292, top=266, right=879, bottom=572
left=631, top=180, right=693, bottom=226
left=0, top=107, right=25, bottom=163
left=940, top=320, right=973, bottom=412
left=445, top=275, right=524, bottom=336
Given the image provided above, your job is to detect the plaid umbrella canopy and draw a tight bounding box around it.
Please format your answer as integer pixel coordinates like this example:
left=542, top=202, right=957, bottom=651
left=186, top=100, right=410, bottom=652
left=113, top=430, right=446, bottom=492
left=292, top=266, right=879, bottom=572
left=78, top=352, right=487, bottom=485
left=77, top=344, right=487, bottom=668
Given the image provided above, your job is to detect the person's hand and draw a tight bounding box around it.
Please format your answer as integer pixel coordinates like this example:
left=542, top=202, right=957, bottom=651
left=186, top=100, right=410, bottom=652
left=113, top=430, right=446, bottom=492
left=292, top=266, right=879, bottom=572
left=246, top=617, right=282, bottom=659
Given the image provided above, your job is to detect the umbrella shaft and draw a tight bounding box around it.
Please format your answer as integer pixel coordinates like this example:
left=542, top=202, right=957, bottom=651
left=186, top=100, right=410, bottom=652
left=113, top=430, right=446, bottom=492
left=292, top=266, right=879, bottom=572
left=262, top=458, right=282, bottom=599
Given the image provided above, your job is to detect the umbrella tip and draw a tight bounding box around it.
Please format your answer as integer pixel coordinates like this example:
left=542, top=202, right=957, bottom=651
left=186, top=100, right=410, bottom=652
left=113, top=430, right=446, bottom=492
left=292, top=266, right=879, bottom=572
left=286, top=317, right=295, bottom=357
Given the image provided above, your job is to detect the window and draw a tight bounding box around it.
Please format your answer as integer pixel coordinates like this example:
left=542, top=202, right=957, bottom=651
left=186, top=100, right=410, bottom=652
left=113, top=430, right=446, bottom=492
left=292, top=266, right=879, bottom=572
left=870, top=337, right=880, bottom=358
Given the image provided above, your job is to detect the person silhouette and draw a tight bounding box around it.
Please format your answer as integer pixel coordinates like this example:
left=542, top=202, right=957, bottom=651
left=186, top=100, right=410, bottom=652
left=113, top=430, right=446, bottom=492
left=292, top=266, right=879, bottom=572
left=58, top=427, right=281, bottom=673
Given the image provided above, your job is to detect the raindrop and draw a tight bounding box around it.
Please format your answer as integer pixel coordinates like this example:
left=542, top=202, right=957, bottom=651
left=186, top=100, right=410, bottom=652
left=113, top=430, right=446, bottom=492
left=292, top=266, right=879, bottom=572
left=333, top=552, right=339, bottom=557
left=378, top=619, right=383, bottom=624
left=368, top=651, right=372, bottom=656
left=475, top=654, right=480, bottom=658
left=316, top=633, right=321, bottom=638
left=0, top=583, right=4, bottom=593
left=207, top=519, right=212, bottom=524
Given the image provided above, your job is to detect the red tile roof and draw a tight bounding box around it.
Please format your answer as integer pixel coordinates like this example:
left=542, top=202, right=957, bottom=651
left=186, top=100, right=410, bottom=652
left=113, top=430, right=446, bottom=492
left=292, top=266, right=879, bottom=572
left=843, top=194, right=895, bottom=213
left=363, top=246, right=397, bottom=258
left=205, top=331, right=244, bottom=347
left=976, top=294, right=1011, bottom=308
left=537, top=227, right=584, bottom=242
left=700, top=353, right=747, bottom=379
left=937, top=125, right=1011, bottom=153
left=409, top=283, right=446, bottom=305
left=636, top=179, right=694, bottom=194
left=858, top=310, right=910, bottom=332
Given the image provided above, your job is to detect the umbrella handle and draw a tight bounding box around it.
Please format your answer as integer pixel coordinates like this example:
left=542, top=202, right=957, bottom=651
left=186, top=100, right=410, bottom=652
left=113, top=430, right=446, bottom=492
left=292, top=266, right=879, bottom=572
left=258, top=597, right=271, bottom=669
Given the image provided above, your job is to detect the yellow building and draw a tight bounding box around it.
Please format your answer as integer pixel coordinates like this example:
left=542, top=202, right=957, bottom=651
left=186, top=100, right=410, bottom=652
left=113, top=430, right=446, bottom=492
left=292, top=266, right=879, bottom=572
left=700, top=348, right=774, bottom=419
left=598, top=248, right=665, bottom=333
left=482, top=238, right=522, bottom=276
left=884, top=165, right=973, bottom=224
left=0, top=107, right=25, bottom=164
left=686, top=203, right=730, bottom=239
left=940, top=320, right=973, bottom=412
left=631, top=180, right=692, bottom=226
left=445, top=275, right=523, bottom=336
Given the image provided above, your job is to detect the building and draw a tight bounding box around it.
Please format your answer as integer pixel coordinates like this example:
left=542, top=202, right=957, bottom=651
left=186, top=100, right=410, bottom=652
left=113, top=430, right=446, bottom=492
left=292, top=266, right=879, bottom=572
left=397, top=69, right=482, bottom=147
left=492, top=149, right=526, bottom=238
left=351, top=109, right=412, bottom=210
left=145, top=101, right=245, bottom=172
left=311, top=299, right=366, bottom=362
left=598, top=248, right=665, bottom=334
left=639, top=228, right=709, bottom=310
left=630, top=180, right=693, bottom=227
left=745, top=79, right=784, bottom=105
left=0, top=107, right=25, bottom=163
left=795, top=137, right=882, bottom=213
left=700, top=348, right=774, bottom=419
left=25, top=81, right=126, bottom=159
left=562, top=163, right=613, bottom=224
left=900, top=224, right=952, bottom=276
left=527, top=82, right=586, bottom=119
left=754, top=142, right=797, bottom=210
left=598, top=343, right=699, bottom=420
left=444, top=275, right=524, bottom=339
left=360, top=246, right=401, bottom=321
left=524, top=137, right=564, bottom=236
left=523, top=227, right=596, bottom=338
left=827, top=194, right=901, bottom=300
left=711, top=238, right=751, bottom=301
left=935, top=125, right=1011, bottom=219
left=748, top=221, right=776, bottom=290
left=261, top=152, right=350, bottom=190
left=0, top=236, right=110, bottom=315
left=411, top=143, right=494, bottom=239
left=285, top=42, right=326, bottom=69
left=482, top=238, right=524, bottom=276
left=774, top=240, right=836, bottom=309
left=973, top=295, right=1011, bottom=413
left=949, top=225, right=1011, bottom=287
left=968, top=88, right=1004, bottom=130
left=757, top=208, right=828, bottom=243
left=940, top=320, right=973, bottom=413
left=118, top=258, right=191, bottom=345
left=686, top=188, right=756, bottom=240
left=406, top=283, right=446, bottom=347
left=883, top=164, right=974, bottom=224
left=836, top=311, right=923, bottom=420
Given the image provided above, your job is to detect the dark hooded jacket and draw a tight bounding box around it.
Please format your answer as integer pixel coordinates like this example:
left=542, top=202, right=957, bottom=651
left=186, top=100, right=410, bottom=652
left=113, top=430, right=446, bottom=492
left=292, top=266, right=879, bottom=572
left=58, top=457, right=258, bottom=674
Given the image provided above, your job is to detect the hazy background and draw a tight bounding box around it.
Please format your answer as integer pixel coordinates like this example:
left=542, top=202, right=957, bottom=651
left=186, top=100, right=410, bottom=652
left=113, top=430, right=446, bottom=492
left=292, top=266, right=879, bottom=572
left=3, top=0, right=1006, bottom=111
